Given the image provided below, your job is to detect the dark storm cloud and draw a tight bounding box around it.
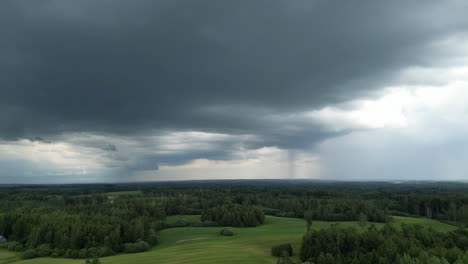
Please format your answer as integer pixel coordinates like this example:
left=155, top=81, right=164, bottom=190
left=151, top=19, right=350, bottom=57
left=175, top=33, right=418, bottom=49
left=29, top=136, right=51, bottom=144
left=102, top=144, right=118, bottom=152
left=1, top=0, right=467, bottom=148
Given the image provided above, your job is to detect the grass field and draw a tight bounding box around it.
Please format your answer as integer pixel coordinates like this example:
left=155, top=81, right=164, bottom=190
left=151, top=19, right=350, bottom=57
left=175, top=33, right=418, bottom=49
left=391, top=216, right=458, bottom=232
left=0, top=249, right=19, bottom=264
left=3, top=216, right=458, bottom=264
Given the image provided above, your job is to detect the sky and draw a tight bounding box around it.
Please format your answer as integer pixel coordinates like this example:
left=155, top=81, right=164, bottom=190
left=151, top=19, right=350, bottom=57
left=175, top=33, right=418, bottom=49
left=1, top=0, right=468, bottom=183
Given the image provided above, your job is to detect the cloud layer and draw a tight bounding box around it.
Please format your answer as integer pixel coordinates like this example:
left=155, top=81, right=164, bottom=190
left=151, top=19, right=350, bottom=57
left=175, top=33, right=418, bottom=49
left=1, top=0, right=468, bottom=182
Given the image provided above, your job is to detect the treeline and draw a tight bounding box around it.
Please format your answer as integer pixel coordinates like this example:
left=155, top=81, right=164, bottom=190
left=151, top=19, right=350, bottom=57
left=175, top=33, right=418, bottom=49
left=142, top=181, right=468, bottom=225
left=0, top=197, right=164, bottom=259
left=2, top=181, right=468, bottom=225
left=300, top=223, right=468, bottom=264
left=201, top=204, right=265, bottom=227
left=264, top=199, right=391, bottom=223
left=0, top=192, right=264, bottom=259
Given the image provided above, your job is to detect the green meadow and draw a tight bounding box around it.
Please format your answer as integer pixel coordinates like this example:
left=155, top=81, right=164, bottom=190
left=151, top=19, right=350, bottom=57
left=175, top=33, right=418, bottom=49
left=3, top=216, right=458, bottom=264
left=0, top=249, right=19, bottom=264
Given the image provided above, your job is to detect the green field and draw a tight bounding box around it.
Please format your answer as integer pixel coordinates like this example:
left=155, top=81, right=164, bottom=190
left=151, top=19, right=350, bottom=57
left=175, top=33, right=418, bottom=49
left=391, top=216, right=458, bottom=232
left=0, top=249, right=19, bottom=264
left=3, top=216, right=458, bottom=264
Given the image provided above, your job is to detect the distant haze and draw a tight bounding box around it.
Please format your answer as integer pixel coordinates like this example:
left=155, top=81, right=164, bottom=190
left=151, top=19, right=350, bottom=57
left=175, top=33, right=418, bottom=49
left=1, top=0, right=468, bottom=183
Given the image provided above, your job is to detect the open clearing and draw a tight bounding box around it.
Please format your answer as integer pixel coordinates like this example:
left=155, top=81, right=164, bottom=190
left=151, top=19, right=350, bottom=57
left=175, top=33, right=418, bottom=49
left=3, top=216, right=458, bottom=264
left=0, top=249, right=19, bottom=264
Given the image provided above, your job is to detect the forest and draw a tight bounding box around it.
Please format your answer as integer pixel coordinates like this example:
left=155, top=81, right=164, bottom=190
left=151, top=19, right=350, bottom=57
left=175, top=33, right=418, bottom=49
left=0, top=180, right=467, bottom=262
left=299, top=223, right=468, bottom=263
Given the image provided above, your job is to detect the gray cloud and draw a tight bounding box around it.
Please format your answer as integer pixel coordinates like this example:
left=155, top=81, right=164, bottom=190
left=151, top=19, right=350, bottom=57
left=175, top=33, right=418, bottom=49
left=2, top=1, right=467, bottom=138
left=319, top=128, right=468, bottom=181
left=1, top=0, right=468, bottom=181
left=29, top=137, right=51, bottom=143
left=102, top=144, right=118, bottom=152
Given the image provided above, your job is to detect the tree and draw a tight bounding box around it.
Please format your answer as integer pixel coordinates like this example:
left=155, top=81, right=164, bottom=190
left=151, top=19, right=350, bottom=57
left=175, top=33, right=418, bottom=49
left=219, top=228, right=234, bottom=236
left=146, top=229, right=158, bottom=245
left=454, top=252, right=468, bottom=264
left=123, top=240, right=150, bottom=253
left=316, top=253, right=335, bottom=264
left=201, top=204, right=265, bottom=227
left=304, top=211, right=313, bottom=231
left=397, top=254, right=420, bottom=264
left=21, top=249, right=37, bottom=260
left=358, top=213, right=368, bottom=228
left=36, top=244, right=52, bottom=257
left=277, top=251, right=298, bottom=264
left=272, top=244, right=293, bottom=257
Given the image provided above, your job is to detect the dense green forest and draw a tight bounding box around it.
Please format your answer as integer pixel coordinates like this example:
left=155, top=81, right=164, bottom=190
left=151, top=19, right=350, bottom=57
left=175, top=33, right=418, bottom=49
left=299, top=224, right=468, bottom=263
left=201, top=204, right=265, bottom=227
left=0, top=180, right=468, bottom=262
